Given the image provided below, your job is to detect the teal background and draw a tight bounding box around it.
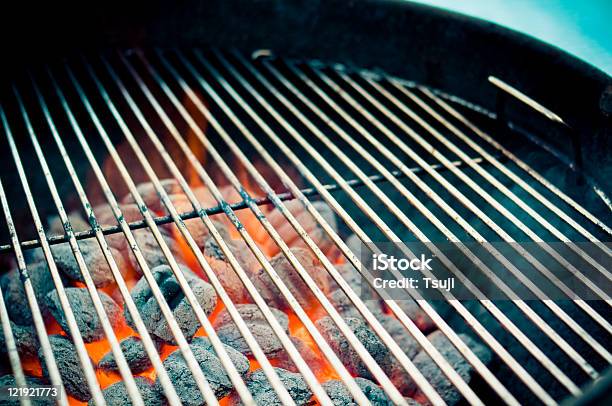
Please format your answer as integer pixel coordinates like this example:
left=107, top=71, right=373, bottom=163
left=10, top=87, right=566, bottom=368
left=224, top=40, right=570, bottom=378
left=410, top=0, right=612, bottom=74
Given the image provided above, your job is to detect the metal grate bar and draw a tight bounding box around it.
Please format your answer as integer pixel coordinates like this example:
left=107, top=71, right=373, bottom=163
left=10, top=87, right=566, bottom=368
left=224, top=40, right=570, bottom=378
left=263, top=58, right=589, bottom=400
left=419, top=86, right=612, bottom=243
left=135, top=48, right=389, bottom=404
left=273, top=59, right=568, bottom=402
left=306, top=65, right=606, bottom=388
left=365, top=76, right=612, bottom=283
left=48, top=65, right=225, bottom=405
left=0, top=157, right=484, bottom=254
left=100, top=51, right=334, bottom=405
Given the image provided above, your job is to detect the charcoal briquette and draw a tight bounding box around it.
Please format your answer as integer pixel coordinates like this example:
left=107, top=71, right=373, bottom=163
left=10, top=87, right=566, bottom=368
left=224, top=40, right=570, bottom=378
left=230, top=367, right=312, bottom=406
left=273, top=337, right=323, bottom=374
left=0, top=321, right=38, bottom=358
left=89, top=376, right=165, bottom=406
left=388, top=299, right=435, bottom=333
left=322, top=377, right=395, bottom=406
left=157, top=337, right=249, bottom=404
left=191, top=336, right=250, bottom=375
left=127, top=229, right=185, bottom=275
left=251, top=248, right=331, bottom=311
left=265, top=200, right=339, bottom=259
left=405, top=331, right=492, bottom=405
left=213, top=304, right=288, bottom=330
left=315, top=316, right=388, bottom=381
left=46, top=288, right=122, bottom=342
left=39, top=335, right=93, bottom=402
left=125, top=265, right=217, bottom=344
left=50, top=239, right=125, bottom=287
left=213, top=304, right=288, bottom=357
left=98, top=336, right=162, bottom=374
left=122, top=179, right=183, bottom=214
left=203, top=236, right=257, bottom=273
left=0, top=263, right=56, bottom=325
left=162, top=194, right=230, bottom=250
left=203, top=257, right=249, bottom=303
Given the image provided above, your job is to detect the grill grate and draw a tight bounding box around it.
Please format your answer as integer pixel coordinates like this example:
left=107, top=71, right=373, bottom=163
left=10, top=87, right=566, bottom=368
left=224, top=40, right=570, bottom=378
left=0, top=49, right=610, bottom=406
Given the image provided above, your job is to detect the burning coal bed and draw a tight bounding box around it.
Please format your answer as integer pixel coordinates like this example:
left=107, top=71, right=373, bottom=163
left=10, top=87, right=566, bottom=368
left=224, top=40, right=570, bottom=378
left=0, top=179, right=490, bottom=405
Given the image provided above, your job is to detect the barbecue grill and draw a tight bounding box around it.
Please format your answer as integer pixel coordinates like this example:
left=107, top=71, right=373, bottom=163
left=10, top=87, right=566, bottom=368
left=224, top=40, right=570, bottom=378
left=0, top=1, right=610, bottom=405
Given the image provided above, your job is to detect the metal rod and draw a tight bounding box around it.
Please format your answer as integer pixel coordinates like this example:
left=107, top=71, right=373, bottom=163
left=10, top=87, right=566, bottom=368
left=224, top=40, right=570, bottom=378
left=91, top=53, right=313, bottom=405
left=286, top=61, right=589, bottom=400
left=382, top=78, right=612, bottom=286
left=419, top=86, right=612, bottom=238
left=311, top=66, right=602, bottom=388
left=0, top=158, right=484, bottom=254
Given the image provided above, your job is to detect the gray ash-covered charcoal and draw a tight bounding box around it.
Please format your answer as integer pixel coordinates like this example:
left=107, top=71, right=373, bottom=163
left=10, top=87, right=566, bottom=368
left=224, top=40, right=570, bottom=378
left=251, top=248, right=331, bottom=311
left=46, top=288, right=122, bottom=342
left=157, top=337, right=249, bottom=404
left=191, top=337, right=250, bottom=375
left=388, top=299, right=435, bottom=333
left=50, top=238, right=126, bottom=287
left=380, top=315, right=420, bottom=360
left=125, top=265, right=217, bottom=344
left=204, top=257, right=250, bottom=304
left=378, top=315, right=421, bottom=394
left=213, top=304, right=288, bottom=357
left=127, top=229, right=184, bottom=275
left=89, top=376, right=165, bottom=406
left=328, top=289, right=384, bottom=319
left=273, top=337, right=323, bottom=374
left=94, top=203, right=144, bottom=254
left=40, top=335, right=93, bottom=402
left=213, top=304, right=289, bottom=330
left=98, top=336, right=162, bottom=374
left=230, top=368, right=312, bottom=406
left=334, top=263, right=380, bottom=303
left=316, top=316, right=388, bottom=381
left=0, top=263, right=56, bottom=325
left=323, top=377, right=394, bottom=406
left=203, top=235, right=257, bottom=273
left=265, top=200, right=339, bottom=259
left=0, top=321, right=38, bottom=358
left=0, top=375, right=52, bottom=406
left=406, top=331, right=492, bottom=405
